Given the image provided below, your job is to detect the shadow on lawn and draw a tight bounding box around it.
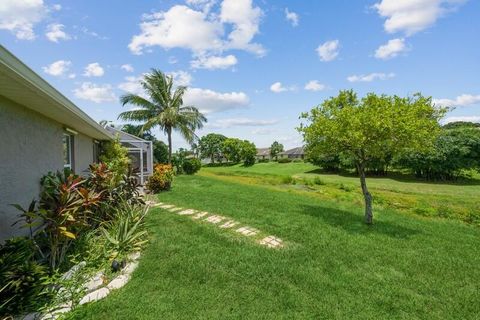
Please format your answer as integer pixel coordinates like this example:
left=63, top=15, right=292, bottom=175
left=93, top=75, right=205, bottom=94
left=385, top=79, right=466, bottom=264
left=304, top=168, right=480, bottom=186
left=300, top=204, right=421, bottom=239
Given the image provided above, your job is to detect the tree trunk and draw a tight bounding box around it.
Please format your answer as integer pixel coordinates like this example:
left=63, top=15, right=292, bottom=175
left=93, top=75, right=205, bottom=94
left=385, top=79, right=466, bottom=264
left=167, top=127, right=172, bottom=164
left=357, top=162, right=373, bottom=224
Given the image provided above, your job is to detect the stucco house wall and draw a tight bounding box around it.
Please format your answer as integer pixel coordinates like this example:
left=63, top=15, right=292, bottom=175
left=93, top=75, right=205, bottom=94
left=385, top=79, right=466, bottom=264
left=74, top=132, right=96, bottom=175
left=0, top=96, right=65, bottom=241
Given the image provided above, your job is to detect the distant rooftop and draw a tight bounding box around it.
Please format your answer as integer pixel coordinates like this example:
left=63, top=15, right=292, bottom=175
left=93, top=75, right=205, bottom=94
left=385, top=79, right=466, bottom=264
left=280, top=147, right=305, bottom=155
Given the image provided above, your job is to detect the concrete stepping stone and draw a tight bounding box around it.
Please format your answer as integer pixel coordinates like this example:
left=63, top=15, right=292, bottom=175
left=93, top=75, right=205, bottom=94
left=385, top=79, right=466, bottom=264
left=178, top=209, right=197, bottom=215
left=107, top=274, right=129, bottom=290
left=236, top=226, right=259, bottom=236
left=205, top=215, right=224, bottom=224
left=259, top=236, right=283, bottom=248
left=192, top=211, right=209, bottom=219
left=168, top=207, right=183, bottom=212
left=83, top=271, right=104, bottom=293
left=79, top=287, right=110, bottom=305
left=150, top=202, right=164, bottom=207
left=159, top=204, right=175, bottom=209
left=219, top=220, right=238, bottom=229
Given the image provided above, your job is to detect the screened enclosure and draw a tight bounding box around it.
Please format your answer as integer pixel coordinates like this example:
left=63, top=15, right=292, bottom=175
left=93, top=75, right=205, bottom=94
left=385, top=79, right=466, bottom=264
left=105, top=127, right=154, bottom=185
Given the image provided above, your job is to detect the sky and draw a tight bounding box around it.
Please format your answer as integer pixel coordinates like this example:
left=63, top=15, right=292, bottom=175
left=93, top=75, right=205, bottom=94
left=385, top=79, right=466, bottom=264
left=1, top=0, right=479, bottom=151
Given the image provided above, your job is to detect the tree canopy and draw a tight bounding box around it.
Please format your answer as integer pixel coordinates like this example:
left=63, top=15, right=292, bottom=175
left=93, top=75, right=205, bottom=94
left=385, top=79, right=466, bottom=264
left=270, top=141, right=284, bottom=160
left=118, top=69, right=206, bottom=163
left=199, top=133, right=227, bottom=163
left=298, top=90, right=446, bottom=224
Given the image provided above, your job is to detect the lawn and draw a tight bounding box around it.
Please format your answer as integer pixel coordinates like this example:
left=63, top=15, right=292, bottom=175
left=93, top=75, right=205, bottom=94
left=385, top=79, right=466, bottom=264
left=201, top=162, right=480, bottom=225
left=70, top=168, right=480, bottom=319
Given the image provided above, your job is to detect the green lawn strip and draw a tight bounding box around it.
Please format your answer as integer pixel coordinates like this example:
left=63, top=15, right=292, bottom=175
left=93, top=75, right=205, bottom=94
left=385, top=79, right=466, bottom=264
left=70, top=175, right=480, bottom=319
left=201, top=164, right=480, bottom=226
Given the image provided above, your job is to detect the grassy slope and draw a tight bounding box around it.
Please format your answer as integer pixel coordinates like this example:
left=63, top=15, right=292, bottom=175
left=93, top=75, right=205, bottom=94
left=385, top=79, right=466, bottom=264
left=201, top=163, right=480, bottom=225
left=70, top=173, right=480, bottom=319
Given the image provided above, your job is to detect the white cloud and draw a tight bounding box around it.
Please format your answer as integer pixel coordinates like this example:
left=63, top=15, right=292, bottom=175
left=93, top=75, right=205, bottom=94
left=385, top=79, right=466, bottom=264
left=120, top=64, right=134, bottom=72
left=252, top=128, right=275, bottom=135
left=191, top=54, right=238, bottom=69
left=52, top=4, right=61, bottom=11
left=220, top=0, right=265, bottom=55
left=270, top=82, right=296, bottom=93
left=374, top=38, right=408, bottom=59
left=0, top=0, right=47, bottom=40
left=74, top=82, right=116, bottom=103
left=443, top=116, right=480, bottom=124
left=209, top=117, right=278, bottom=128
left=285, top=8, right=299, bottom=27
left=129, top=0, right=265, bottom=58
left=373, top=0, right=467, bottom=36
left=129, top=5, right=223, bottom=55
left=347, top=72, right=395, bottom=82
left=316, top=40, right=340, bottom=62
left=304, top=80, right=326, bottom=92
left=434, top=94, right=480, bottom=107
left=83, top=62, right=105, bottom=77
left=42, top=60, right=71, bottom=76
left=118, top=76, right=144, bottom=95
left=184, top=88, right=249, bottom=114
left=45, top=23, right=70, bottom=42
left=168, top=70, right=193, bottom=86
left=186, top=0, right=216, bottom=13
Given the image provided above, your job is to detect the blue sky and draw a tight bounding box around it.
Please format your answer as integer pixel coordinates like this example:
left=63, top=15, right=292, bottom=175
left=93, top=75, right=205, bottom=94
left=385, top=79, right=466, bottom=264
left=1, top=0, right=479, bottom=150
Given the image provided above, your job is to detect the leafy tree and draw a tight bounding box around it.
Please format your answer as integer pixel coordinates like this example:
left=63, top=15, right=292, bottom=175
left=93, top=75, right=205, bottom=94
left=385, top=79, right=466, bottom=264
left=118, top=69, right=207, bottom=163
left=152, top=140, right=169, bottom=164
left=442, top=121, right=480, bottom=130
left=199, top=133, right=227, bottom=164
left=298, top=90, right=445, bottom=224
left=99, top=137, right=130, bottom=183
left=222, top=138, right=243, bottom=163
left=270, top=141, right=284, bottom=160
left=240, top=140, right=257, bottom=166
left=395, top=127, right=480, bottom=180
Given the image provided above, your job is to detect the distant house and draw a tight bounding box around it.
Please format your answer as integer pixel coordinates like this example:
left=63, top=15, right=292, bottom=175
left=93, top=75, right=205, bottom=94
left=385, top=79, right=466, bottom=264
left=256, top=148, right=271, bottom=160
left=0, top=46, right=113, bottom=242
left=279, top=147, right=305, bottom=159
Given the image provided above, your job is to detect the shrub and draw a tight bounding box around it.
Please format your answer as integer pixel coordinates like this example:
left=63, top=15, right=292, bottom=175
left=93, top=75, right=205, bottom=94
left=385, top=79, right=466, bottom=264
left=258, top=159, right=270, bottom=163
left=99, top=137, right=130, bottom=184
left=38, top=170, right=102, bottom=269
left=281, top=176, right=295, bottom=184
left=147, top=164, right=174, bottom=193
left=183, top=158, right=202, bottom=175
left=0, top=238, right=49, bottom=316
left=101, top=205, right=148, bottom=260
left=313, top=177, right=326, bottom=185
left=278, top=158, right=292, bottom=163
left=292, top=158, right=303, bottom=163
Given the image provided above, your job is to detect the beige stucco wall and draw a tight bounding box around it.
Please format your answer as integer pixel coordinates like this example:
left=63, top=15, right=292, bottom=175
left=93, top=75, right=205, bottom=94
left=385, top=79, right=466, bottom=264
left=74, top=132, right=95, bottom=176
left=0, top=96, right=95, bottom=241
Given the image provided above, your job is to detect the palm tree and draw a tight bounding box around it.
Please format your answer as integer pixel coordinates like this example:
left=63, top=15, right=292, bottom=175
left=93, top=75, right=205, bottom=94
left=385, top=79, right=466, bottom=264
left=118, top=69, right=207, bottom=163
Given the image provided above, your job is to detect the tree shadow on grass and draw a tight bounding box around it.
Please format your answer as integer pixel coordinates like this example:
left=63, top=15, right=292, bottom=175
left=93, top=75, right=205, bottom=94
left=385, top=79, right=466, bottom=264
left=300, top=204, right=421, bottom=239
left=304, top=168, right=480, bottom=186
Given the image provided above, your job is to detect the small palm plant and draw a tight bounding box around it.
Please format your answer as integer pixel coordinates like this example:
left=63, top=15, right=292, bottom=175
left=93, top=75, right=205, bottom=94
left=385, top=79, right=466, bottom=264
left=118, top=69, right=207, bottom=163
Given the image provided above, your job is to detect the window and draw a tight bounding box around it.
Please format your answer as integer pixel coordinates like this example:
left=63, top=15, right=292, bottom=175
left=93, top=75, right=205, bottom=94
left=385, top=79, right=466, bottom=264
left=63, top=133, right=74, bottom=170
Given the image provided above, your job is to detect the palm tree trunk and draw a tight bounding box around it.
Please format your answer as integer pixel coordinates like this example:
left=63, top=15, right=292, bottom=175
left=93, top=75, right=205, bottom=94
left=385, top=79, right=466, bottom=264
left=167, top=127, right=172, bottom=164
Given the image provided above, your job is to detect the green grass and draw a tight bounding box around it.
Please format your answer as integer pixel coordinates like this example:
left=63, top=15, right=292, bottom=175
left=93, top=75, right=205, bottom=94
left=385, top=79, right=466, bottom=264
left=70, top=172, right=480, bottom=319
left=201, top=163, right=480, bottom=225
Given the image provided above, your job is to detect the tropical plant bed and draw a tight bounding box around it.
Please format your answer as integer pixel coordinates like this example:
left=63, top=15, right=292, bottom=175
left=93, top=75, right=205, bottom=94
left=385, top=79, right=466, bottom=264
left=69, top=175, right=480, bottom=319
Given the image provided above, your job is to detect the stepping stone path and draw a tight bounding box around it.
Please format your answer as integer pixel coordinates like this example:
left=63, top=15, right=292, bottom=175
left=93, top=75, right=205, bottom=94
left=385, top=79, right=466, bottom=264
left=259, top=236, right=283, bottom=248
left=205, top=215, right=224, bottom=224
left=178, top=209, right=197, bottom=215
left=219, top=220, right=238, bottom=229
left=151, top=201, right=285, bottom=249
left=159, top=204, right=176, bottom=209
left=192, top=211, right=209, bottom=219
left=236, top=226, right=259, bottom=236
